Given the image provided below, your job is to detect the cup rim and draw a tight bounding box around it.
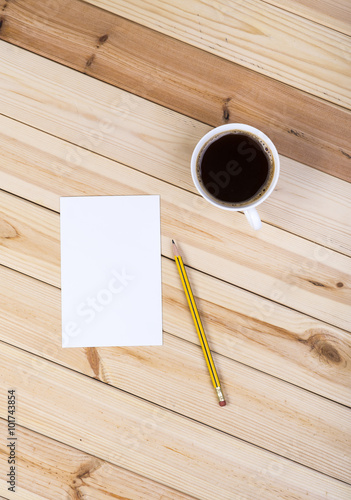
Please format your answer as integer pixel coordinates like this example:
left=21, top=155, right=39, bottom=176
left=191, top=123, right=280, bottom=211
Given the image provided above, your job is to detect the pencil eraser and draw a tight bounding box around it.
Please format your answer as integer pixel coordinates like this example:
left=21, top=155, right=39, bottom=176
left=219, top=400, right=226, bottom=407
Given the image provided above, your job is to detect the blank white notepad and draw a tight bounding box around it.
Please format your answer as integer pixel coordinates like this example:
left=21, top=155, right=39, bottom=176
left=60, top=195, right=162, bottom=347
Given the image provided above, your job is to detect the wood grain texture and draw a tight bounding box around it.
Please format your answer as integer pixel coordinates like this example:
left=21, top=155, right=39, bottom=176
left=262, top=0, right=351, bottom=35
left=0, top=115, right=350, bottom=330
left=84, top=0, right=351, bottom=108
left=0, top=419, right=197, bottom=499
left=0, top=2, right=350, bottom=496
left=2, top=170, right=351, bottom=331
left=1, top=58, right=351, bottom=257
left=1, top=167, right=350, bottom=402
left=1, top=218, right=350, bottom=407
left=1, top=264, right=350, bottom=481
left=1, top=3, right=350, bottom=181
left=0, top=342, right=350, bottom=499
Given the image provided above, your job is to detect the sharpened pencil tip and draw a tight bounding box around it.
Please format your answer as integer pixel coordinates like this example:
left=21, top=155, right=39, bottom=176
left=171, top=239, right=179, bottom=257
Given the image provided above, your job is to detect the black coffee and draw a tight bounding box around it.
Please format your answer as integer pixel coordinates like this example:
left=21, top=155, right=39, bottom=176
left=197, top=132, right=273, bottom=205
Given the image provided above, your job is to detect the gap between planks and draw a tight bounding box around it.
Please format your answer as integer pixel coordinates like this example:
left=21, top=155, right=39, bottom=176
left=0, top=5, right=350, bottom=181
left=0, top=65, right=350, bottom=255
left=0, top=418, right=197, bottom=499
left=0, top=112, right=350, bottom=330
left=0, top=341, right=350, bottom=499
left=258, top=0, right=351, bottom=35
left=84, top=0, right=351, bottom=108
left=1, top=173, right=350, bottom=332
left=1, top=218, right=350, bottom=407
left=1, top=262, right=351, bottom=481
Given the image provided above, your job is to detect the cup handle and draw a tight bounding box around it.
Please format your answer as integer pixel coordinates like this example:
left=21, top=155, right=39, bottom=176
left=244, top=208, right=262, bottom=230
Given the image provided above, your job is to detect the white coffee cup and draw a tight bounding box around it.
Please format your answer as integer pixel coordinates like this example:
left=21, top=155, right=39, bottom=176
left=191, top=123, right=280, bottom=230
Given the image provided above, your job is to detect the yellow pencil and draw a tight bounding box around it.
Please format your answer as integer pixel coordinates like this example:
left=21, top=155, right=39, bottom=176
left=172, top=240, right=226, bottom=406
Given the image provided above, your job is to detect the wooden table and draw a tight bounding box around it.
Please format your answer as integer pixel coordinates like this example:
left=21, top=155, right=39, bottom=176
left=0, top=1, right=350, bottom=498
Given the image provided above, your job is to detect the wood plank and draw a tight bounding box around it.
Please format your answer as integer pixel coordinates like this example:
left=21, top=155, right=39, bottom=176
left=2, top=182, right=351, bottom=331
left=84, top=0, right=351, bottom=109
left=1, top=218, right=350, bottom=407
left=0, top=191, right=60, bottom=287
left=0, top=64, right=351, bottom=256
left=0, top=419, right=196, bottom=499
left=1, top=265, right=351, bottom=480
left=1, top=186, right=351, bottom=406
left=0, top=6, right=350, bottom=182
left=0, top=342, right=350, bottom=499
left=0, top=1, right=349, bottom=496
left=0, top=121, right=350, bottom=330
left=261, top=0, right=351, bottom=35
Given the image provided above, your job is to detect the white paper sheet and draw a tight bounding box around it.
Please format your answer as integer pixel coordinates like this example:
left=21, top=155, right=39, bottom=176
left=60, top=195, right=162, bottom=347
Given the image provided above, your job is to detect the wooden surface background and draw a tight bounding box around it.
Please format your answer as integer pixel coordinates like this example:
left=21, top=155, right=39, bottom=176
left=0, top=0, right=350, bottom=498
